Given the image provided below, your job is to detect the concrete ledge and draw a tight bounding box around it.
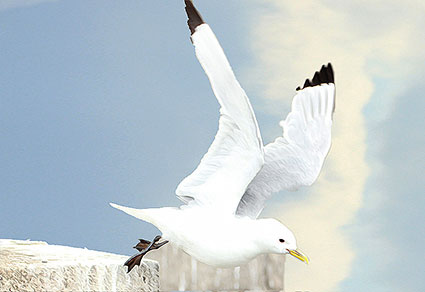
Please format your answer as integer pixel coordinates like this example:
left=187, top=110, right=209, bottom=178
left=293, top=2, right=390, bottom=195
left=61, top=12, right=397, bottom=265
left=0, top=239, right=159, bottom=292
left=147, top=243, right=285, bottom=291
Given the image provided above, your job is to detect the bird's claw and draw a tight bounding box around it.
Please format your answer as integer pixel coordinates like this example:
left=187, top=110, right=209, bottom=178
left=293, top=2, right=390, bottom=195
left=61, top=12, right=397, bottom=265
left=125, top=235, right=168, bottom=273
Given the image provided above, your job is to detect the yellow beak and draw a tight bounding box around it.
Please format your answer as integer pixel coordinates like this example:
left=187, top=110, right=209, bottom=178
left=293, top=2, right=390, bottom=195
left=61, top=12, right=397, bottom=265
left=287, top=249, right=309, bottom=264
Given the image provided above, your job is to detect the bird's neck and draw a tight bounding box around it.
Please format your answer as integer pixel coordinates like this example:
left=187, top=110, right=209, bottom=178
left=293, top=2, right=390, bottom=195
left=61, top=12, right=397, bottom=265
left=248, top=218, right=279, bottom=254
left=235, top=218, right=274, bottom=254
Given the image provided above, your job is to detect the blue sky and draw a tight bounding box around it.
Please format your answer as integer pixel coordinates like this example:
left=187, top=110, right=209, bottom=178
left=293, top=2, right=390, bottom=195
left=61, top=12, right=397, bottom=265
left=1, top=1, right=424, bottom=291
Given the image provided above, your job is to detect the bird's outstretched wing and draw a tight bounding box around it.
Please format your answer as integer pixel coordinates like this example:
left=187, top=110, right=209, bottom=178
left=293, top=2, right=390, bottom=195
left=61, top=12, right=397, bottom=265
left=176, top=0, right=264, bottom=214
left=236, top=64, right=335, bottom=219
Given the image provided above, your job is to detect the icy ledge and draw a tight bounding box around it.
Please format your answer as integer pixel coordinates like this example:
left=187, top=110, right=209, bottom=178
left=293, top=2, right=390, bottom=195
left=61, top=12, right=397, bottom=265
left=0, top=239, right=159, bottom=292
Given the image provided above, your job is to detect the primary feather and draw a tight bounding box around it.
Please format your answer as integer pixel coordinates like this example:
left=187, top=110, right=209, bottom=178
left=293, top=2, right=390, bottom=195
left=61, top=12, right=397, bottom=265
left=236, top=65, right=335, bottom=218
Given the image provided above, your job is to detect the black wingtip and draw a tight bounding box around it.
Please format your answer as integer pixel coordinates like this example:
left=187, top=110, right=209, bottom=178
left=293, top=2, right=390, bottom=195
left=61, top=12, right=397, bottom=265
left=185, top=0, right=205, bottom=35
left=296, top=63, right=334, bottom=91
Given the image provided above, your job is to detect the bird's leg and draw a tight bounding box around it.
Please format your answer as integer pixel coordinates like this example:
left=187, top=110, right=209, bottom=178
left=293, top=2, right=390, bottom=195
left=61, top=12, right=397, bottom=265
left=124, top=235, right=168, bottom=273
left=152, top=239, right=169, bottom=250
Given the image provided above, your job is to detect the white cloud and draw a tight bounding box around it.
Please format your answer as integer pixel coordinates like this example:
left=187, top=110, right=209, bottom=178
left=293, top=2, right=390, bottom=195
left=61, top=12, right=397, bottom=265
left=0, top=0, right=57, bottom=11
left=246, top=0, right=425, bottom=291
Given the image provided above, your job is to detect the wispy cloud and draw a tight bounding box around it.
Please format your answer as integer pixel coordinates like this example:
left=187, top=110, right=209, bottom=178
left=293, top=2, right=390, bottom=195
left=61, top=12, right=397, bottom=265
left=246, top=0, right=425, bottom=291
left=0, top=0, right=57, bottom=12
left=344, top=85, right=425, bottom=292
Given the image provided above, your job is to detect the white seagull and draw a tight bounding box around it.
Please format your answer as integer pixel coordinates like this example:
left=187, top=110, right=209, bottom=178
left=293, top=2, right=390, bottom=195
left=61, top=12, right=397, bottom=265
left=111, top=0, right=335, bottom=273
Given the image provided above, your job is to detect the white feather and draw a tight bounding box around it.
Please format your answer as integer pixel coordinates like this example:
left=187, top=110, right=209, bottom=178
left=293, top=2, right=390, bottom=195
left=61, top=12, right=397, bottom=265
left=236, top=84, right=335, bottom=218
left=175, top=24, right=264, bottom=214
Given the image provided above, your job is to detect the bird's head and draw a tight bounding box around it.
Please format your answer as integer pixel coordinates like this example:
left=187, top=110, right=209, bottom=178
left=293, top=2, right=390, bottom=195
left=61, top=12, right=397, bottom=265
left=258, top=218, right=309, bottom=264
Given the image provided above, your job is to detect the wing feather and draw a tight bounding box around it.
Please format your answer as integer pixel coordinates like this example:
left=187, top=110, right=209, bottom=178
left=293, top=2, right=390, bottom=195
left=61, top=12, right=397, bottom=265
left=176, top=1, right=264, bottom=214
left=236, top=64, right=335, bottom=218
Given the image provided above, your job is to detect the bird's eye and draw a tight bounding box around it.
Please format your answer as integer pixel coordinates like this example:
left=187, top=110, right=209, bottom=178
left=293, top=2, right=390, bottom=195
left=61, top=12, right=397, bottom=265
left=279, top=239, right=285, bottom=243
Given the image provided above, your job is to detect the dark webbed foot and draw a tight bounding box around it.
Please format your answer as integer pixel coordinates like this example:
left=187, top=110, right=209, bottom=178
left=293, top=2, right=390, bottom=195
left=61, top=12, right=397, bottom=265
left=133, top=239, right=151, bottom=251
left=124, top=253, right=144, bottom=273
left=134, top=237, right=169, bottom=252
left=125, top=235, right=169, bottom=273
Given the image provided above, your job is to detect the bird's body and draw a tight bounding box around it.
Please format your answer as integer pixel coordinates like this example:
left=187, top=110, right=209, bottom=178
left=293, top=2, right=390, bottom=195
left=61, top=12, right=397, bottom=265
left=112, top=0, right=336, bottom=271
left=111, top=203, right=296, bottom=267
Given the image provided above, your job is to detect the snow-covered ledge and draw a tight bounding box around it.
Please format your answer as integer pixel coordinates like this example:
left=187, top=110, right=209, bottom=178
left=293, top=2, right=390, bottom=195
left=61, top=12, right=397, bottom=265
left=0, top=239, right=159, bottom=292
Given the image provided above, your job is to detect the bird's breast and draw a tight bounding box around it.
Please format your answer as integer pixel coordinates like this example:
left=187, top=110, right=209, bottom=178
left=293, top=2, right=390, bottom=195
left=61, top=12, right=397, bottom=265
left=162, top=210, right=261, bottom=267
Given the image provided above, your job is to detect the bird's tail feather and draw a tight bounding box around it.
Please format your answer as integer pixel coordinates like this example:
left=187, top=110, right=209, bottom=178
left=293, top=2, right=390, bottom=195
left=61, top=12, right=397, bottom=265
left=110, top=203, right=156, bottom=224
left=109, top=203, right=177, bottom=233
